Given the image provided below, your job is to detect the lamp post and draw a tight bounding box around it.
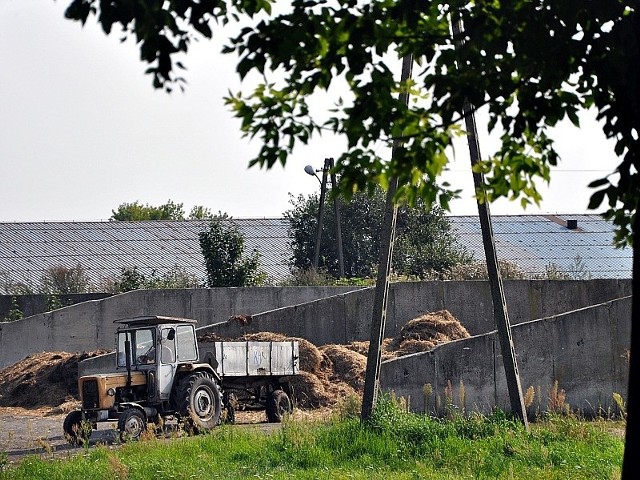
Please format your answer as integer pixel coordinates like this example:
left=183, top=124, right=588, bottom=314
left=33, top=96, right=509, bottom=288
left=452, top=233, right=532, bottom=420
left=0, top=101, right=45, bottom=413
left=304, top=158, right=344, bottom=277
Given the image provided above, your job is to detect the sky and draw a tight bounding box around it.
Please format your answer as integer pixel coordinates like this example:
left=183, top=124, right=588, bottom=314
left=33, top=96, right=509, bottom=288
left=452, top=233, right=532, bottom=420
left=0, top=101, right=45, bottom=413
left=0, top=0, right=623, bottom=222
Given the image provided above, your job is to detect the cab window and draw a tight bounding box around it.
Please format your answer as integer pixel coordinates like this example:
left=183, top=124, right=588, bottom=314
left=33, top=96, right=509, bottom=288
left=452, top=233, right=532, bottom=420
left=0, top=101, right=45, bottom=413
left=176, top=325, right=197, bottom=362
left=160, top=328, right=177, bottom=364
left=117, top=329, right=155, bottom=366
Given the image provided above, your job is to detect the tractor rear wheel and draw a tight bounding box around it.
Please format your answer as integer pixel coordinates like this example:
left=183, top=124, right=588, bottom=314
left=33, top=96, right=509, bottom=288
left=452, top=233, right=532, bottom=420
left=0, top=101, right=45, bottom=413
left=174, top=372, right=221, bottom=434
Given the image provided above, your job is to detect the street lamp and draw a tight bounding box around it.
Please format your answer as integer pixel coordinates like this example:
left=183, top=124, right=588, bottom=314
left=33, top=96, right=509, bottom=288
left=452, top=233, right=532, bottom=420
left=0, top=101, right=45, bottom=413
left=304, top=165, right=320, bottom=182
left=304, top=158, right=344, bottom=277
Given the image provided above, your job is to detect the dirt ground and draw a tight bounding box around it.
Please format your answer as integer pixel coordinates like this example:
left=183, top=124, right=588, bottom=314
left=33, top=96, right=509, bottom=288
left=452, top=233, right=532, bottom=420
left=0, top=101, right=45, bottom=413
left=0, top=407, right=109, bottom=464
left=0, top=310, right=468, bottom=465
left=0, top=406, right=333, bottom=466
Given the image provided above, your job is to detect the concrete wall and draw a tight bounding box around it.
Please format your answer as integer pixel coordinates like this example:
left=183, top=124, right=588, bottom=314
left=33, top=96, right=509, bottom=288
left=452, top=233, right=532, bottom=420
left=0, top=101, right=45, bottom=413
left=0, top=293, right=112, bottom=319
left=1, top=279, right=630, bottom=369
left=380, top=296, right=632, bottom=416
left=199, top=279, right=632, bottom=348
left=0, top=286, right=361, bottom=368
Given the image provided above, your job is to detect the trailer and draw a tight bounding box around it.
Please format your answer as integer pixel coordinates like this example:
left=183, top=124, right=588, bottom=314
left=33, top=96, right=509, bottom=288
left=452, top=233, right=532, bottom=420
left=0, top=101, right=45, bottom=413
left=200, top=341, right=298, bottom=423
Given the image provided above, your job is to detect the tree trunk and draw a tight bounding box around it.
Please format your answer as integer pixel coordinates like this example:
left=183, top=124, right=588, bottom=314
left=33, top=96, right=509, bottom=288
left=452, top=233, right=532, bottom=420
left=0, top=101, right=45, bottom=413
left=622, top=208, right=639, bottom=478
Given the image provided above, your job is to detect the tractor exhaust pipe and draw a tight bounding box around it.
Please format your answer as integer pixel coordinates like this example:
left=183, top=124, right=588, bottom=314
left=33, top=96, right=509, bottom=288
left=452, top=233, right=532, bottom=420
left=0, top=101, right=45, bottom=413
left=125, top=337, right=132, bottom=388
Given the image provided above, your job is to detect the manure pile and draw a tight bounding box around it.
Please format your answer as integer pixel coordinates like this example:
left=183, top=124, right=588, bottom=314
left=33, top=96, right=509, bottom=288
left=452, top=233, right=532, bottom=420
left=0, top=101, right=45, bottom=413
left=0, top=350, right=110, bottom=409
left=0, top=310, right=469, bottom=410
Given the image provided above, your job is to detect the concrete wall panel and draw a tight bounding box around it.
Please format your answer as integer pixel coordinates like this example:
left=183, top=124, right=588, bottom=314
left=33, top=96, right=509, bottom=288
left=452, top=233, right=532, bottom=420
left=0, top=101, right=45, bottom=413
left=0, top=286, right=361, bottom=368
left=381, top=296, right=632, bottom=417
left=1, top=280, right=631, bottom=371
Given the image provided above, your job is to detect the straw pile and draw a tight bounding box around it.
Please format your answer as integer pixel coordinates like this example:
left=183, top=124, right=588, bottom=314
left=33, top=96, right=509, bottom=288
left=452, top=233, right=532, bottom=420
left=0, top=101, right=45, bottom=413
left=0, top=310, right=469, bottom=410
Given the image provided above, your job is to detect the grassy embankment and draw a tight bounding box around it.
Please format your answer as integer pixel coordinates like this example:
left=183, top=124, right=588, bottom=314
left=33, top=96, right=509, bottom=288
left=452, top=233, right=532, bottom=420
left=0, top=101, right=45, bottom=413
left=0, top=397, right=624, bottom=480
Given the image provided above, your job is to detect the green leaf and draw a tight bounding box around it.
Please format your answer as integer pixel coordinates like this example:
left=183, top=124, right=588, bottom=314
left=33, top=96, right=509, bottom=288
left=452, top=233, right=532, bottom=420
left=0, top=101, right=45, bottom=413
left=587, top=189, right=606, bottom=210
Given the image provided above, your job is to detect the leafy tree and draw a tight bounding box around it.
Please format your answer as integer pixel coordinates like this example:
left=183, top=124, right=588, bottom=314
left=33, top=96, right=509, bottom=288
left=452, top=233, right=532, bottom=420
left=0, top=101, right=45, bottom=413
left=285, top=188, right=471, bottom=279
left=145, top=265, right=203, bottom=289
left=188, top=205, right=214, bottom=220
left=394, top=201, right=473, bottom=277
left=0, top=271, right=34, bottom=295
left=108, top=265, right=202, bottom=293
left=40, top=264, right=90, bottom=294
left=2, top=296, right=23, bottom=322
left=63, top=2, right=637, bottom=228
left=199, top=215, right=266, bottom=287
left=110, top=266, right=147, bottom=293
left=278, top=267, right=373, bottom=287
left=110, top=200, right=185, bottom=220
left=110, top=200, right=216, bottom=221
left=60, top=1, right=640, bottom=473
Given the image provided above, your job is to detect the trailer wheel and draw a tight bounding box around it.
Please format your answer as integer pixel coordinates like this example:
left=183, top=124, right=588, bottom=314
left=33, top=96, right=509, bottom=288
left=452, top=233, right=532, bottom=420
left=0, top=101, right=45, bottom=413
left=174, top=372, right=221, bottom=434
left=266, top=389, right=292, bottom=423
left=63, top=410, right=91, bottom=446
left=118, top=408, right=146, bottom=442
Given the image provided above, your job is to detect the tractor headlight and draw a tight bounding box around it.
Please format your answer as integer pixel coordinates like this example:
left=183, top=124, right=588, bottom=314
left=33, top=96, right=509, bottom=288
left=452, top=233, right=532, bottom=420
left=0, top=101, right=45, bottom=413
left=107, top=388, right=116, bottom=396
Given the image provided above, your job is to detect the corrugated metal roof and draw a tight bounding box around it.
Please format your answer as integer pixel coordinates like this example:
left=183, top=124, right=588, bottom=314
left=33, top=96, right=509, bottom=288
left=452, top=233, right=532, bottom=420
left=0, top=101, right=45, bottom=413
left=449, top=214, right=630, bottom=278
left=0, top=214, right=631, bottom=292
left=0, top=219, right=291, bottom=289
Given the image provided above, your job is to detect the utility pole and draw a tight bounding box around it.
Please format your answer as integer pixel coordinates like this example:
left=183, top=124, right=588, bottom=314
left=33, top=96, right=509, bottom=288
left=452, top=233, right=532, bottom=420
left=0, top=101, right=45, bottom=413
left=310, top=158, right=345, bottom=277
left=312, top=159, right=330, bottom=271
left=361, top=54, right=413, bottom=421
left=329, top=159, right=345, bottom=278
left=452, top=17, right=529, bottom=428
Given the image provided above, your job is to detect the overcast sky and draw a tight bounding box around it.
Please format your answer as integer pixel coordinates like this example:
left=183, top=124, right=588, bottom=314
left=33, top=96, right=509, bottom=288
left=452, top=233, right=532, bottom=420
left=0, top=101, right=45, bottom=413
left=0, top=0, right=622, bottom=222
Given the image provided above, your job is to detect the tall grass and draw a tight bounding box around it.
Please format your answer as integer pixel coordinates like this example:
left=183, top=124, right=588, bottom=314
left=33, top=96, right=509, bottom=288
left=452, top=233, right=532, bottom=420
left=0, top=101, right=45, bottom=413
left=1, top=396, right=623, bottom=479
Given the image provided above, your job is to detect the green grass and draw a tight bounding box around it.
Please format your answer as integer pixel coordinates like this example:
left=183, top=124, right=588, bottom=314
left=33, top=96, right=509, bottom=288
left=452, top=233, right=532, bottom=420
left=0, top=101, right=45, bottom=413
left=0, top=400, right=623, bottom=480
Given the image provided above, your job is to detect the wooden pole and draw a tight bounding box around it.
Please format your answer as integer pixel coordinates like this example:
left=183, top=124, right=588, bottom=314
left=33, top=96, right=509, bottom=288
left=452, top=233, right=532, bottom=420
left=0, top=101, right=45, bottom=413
left=328, top=158, right=345, bottom=278
left=312, top=158, right=331, bottom=270
left=361, top=54, right=413, bottom=420
left=452, top=17, right=529, bottom=428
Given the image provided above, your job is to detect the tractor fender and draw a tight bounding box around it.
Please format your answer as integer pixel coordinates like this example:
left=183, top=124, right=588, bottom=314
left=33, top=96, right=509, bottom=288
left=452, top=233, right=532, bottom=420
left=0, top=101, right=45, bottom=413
left=175, top=363, right=221, bottom=382
left=119, top=402, right=157, bottom=421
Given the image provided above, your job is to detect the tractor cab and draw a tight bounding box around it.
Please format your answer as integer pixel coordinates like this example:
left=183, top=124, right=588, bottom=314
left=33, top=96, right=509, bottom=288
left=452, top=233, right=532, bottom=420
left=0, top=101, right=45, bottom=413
left=115, top=316, right=199, bottom=401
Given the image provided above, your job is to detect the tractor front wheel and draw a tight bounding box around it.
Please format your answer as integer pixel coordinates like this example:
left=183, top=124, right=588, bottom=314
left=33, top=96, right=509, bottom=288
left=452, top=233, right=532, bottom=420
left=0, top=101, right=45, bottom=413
left=118, top=408, right=146, bottom=442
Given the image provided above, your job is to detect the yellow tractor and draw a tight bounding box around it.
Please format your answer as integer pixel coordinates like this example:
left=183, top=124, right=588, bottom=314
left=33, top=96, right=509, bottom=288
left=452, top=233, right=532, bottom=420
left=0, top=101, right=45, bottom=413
left=63, top=316, right=298, bottom=444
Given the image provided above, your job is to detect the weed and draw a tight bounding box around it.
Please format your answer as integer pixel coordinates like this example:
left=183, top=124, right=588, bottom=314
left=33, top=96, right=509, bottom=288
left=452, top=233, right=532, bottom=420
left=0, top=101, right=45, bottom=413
left=2, top=296, right=23, bottom=322
left=524, top=386, right=535, bottom=409
left=333, top=393, right=362, bottom=420
left=140, top=422, right=158, bottom=442
left=0, top=451, right=7, bottom=472
left=524, top=385, right=538, bottom=419
left=459, top=380, right=466, bottom=414
left=44, top=294, right=63, bottom=312
left=422, top=383, right=433, bottom=413
left=444, top=380, right=453, bottom=409
left=547, top=381, right=569, bottom=415
left=35, top=438, right=53, bottom=458
left=107, top=450, right=129, bottom=479
left=613, top=392, right=627, bottom=420
left=442, top=380, right=463, bottom=418
left=80, top=420, right=93, bottom=449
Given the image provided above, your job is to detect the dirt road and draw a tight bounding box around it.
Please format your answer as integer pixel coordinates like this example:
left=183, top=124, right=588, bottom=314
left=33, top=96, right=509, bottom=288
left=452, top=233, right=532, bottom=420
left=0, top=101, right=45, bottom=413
left=0, top=407, right=116, bottom=466
left=0, top=407, right=288, bottom=468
